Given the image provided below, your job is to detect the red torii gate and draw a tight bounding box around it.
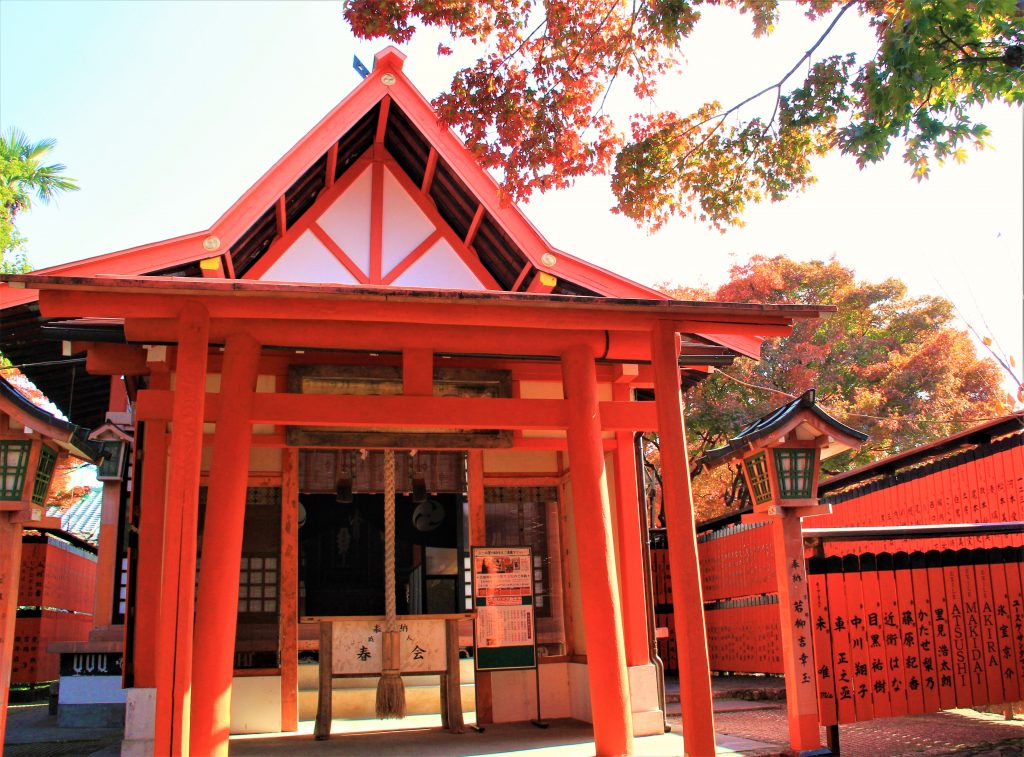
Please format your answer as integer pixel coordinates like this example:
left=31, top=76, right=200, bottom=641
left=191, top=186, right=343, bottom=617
left=1, top=47, right=833, bottom=757
left=4, top=274, right=823, bottom=755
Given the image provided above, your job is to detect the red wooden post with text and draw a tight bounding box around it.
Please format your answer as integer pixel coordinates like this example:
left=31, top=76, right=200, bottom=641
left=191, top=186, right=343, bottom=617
left=694, top=388, right=867, bottom=755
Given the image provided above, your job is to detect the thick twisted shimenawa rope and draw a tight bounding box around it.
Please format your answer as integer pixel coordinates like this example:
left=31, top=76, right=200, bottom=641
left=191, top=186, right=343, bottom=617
left=383, top=450, right=397, bottom=630
left=376, top=449, right=405, bottom=718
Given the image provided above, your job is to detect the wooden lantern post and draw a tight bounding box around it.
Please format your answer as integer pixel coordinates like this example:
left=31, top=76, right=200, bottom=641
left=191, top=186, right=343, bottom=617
left=695, top=390, right=867, bottom=756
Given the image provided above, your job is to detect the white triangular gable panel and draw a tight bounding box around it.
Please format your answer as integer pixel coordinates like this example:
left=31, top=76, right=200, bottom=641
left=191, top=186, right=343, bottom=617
left=391, top=239, right=487, bottom=290
left=316, top=166, right=372, bottom=276
left=259, top=230, right=359, bottom=284
left=381, top=168, right=435, bottom=277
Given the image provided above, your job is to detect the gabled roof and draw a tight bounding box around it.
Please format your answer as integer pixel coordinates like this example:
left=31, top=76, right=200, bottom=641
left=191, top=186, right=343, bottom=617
left=0, top=47, right=660, bottom=307
left=47, top=485, right=104, bottom=546
left=694, top=389, right=867, bottom=473
left=1, top=47, right=821, bottom=426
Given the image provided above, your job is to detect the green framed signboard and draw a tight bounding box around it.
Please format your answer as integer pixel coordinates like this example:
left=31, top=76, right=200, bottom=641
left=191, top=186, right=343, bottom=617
left=471, top=546, right=537, bottom=671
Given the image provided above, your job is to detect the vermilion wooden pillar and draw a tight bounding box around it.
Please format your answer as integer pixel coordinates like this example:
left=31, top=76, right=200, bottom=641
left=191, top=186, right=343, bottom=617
left=650, top=321, right=716, bottom=757
left=190, top=333, right=261, bottom=757
left=612, top=382, right=650, bottom=667
left=769, top=511, right=822, bottom=753
left=0, top=514, right=24, bottom=744
left=153, top=303, right=209, bottom=757
left=561, top=343, right=634, bottom=756
left=133, top=379, right=169, bottom=688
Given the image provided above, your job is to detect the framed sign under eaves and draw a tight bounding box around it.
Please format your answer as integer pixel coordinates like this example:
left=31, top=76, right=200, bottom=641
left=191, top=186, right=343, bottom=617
left=287, top=365, right=513, bottom=448
left=471, top=546, right=537, bottom=671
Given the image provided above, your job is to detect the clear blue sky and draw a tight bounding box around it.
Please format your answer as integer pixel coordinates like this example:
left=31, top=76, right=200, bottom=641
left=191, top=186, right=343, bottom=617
left=2, top=1, right=1022, bottom=397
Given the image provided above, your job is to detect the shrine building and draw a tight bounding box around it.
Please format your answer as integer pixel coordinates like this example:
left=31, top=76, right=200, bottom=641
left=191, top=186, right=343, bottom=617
left=0, top=48, right=831, bottom=756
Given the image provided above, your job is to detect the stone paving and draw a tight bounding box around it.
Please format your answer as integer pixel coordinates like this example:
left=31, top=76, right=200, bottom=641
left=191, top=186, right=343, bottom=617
left=4, top=686, right=1023, bottom=756
left=691, top=705, right=1024, bottom=756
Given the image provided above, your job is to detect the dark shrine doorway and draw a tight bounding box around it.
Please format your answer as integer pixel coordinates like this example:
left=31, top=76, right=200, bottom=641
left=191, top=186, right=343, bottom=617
left=297, top=450, right=469, bottom=618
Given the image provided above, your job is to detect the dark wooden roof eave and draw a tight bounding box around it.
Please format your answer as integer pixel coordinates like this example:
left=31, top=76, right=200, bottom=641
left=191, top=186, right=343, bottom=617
left=818, top=411, right=1024, bottom=494
left=0, top=373, right=100, bottom=462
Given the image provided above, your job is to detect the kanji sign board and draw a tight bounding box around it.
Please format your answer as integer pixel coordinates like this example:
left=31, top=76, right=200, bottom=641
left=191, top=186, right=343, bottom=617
left=472, top=546, right=537, bottom=671
left=331, top=618, right=446, bottom=675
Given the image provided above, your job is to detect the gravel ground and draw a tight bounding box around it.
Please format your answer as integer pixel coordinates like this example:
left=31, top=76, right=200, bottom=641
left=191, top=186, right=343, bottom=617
left=665, top=706, right=1024, bottom=756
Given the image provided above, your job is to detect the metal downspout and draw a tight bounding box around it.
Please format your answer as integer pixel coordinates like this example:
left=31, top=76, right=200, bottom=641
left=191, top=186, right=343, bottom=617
left=634, top=431, right=669, bottom=732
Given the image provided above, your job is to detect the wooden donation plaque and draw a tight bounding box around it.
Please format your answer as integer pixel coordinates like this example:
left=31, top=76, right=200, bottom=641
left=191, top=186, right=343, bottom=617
left=311, top=615, right=466, bottom=740
left=331, top=618, right=446, bottom=676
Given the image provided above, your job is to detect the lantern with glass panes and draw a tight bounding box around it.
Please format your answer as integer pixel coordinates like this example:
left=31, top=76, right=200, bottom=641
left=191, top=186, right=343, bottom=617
left=695, top=390, right=868, bottom=516
left=87, top=423, right=133, bottom=482
left=1, top=431, right=66, bottom=516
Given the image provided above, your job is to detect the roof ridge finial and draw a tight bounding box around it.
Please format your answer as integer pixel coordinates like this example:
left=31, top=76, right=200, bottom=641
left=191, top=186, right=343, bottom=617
left=374, top=46, right=407, bottom=73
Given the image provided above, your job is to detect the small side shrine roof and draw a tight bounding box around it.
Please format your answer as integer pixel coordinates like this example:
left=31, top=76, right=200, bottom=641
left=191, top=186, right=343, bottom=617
left=0, top=374, right=100, bottom=463
left=694, top=389, right=868, bottom=473
left=47, top=485, right=104, bottom=546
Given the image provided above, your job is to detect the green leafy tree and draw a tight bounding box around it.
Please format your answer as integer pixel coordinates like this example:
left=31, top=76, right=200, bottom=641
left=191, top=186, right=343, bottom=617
left=345, top=0, right=1023, bottom=229
left=0, top=128, right=79, bottom=273
left=657, top=255, right=1015, bottom=521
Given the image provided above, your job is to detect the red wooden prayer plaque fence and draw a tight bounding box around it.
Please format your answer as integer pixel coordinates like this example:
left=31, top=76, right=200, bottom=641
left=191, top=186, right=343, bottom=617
left=651, top=425, right=1023, bottom=722
left=12, top=536, right=96, bottom=684
left=808, top=547, right=1024, bottom=725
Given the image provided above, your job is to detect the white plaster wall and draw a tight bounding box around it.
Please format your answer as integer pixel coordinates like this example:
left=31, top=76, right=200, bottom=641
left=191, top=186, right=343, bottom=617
left=560, top=477, right=587, bottom=655
left=381, top=168, right=434, bottom=275
left=482, top=449, right=559, bottom=474
left=316, top=166, right=372, bottom=274
left=490, top=664, right=571, bottom=723
left=391, top=238, right=486, bottom=290
left=200, top=444, right=281, bottom=473
left=230, top=676, right=282, bottom=734
left=261, top=230, right=360, bottom=284
left=567, top=662, right=592, bottom=722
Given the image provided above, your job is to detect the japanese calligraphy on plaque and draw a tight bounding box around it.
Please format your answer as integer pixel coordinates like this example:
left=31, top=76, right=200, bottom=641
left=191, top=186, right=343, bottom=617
left=472, top=546, right=537, bottom=671
left=331, top=618, right=445, bottom=675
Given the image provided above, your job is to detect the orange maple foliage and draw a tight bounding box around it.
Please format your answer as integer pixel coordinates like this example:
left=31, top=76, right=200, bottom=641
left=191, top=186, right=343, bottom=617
left=650, top=255, right=1014, bottom=523
left=346, top=1, right=1023, bottom=229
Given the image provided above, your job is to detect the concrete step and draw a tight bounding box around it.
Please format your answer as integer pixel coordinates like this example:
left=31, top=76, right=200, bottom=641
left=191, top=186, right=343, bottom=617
left=297, top=681, right=476, bottom=721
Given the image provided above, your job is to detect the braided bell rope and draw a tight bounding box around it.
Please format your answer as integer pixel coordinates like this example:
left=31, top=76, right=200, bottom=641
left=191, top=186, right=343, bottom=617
left=383, top=449, right=397, bottom=632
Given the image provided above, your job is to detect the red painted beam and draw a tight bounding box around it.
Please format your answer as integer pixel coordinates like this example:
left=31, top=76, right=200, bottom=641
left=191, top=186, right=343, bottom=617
left=382, top=230, right=442, bottom=285
left=85, top=343, right=149, bottom=376
left=123, top=317, right=650, bottom=360
left=135, top=389, right=657, bottom=431
left=41, top=289, right=666, bottom=331
left=242, top=157, right=371, bottom=281
left=421, top=148, right=438, bottom=194
left=309, top=224, right=370, bottom=284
